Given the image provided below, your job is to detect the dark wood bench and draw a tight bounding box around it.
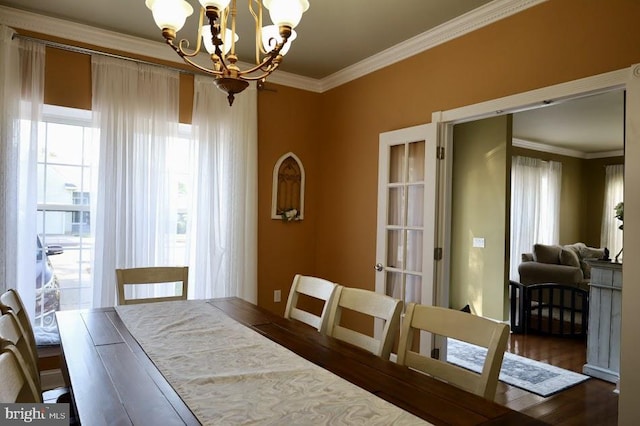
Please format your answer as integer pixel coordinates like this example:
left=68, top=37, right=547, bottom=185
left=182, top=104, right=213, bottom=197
left=509, top=281, right=588, bottom=337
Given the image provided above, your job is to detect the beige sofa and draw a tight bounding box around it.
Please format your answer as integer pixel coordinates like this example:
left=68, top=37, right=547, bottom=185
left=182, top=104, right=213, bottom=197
left=512, top=242, right=606, bottom=336
left=518, top=242, right=607, bottom=290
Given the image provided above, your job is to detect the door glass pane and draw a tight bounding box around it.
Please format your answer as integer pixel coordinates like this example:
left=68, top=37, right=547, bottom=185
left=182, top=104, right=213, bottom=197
left=388, top=187, right=404, bottom=226
left=385, top=271, right=403, bottom=299
left=386, top=230, right=404, bottom=269
left=407, top=141, right=425, bottom=182
left=407, top=185, right=424, bottom=227
left=389, top=144, right=405, bottom=183
left=406, top=230, right=423, bottom=272
left=406, top=274, right=422, bottom=304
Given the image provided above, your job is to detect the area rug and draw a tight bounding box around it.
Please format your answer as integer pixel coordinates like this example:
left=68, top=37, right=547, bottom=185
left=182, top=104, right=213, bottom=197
left=446, top=338, right=589, bottom=397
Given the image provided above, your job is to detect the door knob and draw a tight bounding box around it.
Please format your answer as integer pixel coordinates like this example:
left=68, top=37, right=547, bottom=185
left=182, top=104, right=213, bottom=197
left=374, top=263, right=384, bottom=272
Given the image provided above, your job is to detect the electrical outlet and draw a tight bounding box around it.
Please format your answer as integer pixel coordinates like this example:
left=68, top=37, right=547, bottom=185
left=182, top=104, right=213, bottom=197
left=472, top=237, right=485, bottom=248
left=274, top=290, right=281, bottom=303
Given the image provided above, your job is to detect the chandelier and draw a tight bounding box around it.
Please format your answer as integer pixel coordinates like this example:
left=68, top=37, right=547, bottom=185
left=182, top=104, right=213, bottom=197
left=146, top=0, right=309, bottom=105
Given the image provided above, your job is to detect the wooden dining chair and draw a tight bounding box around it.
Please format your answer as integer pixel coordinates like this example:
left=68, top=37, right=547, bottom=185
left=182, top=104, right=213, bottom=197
left=284, top=274, right=339, bottom=334
left=116, top=266, right=189, bottom=305
left=397, top=303, right=510, bottom=400
left=1, top=289, right=38, bottom=360
left=1, top=288, right=74, bottom=404
left=0, top=311, right=42, bottom=396
left=326, top=287, right=403, bottom=360
left=0, top=340, right=42, bottom=403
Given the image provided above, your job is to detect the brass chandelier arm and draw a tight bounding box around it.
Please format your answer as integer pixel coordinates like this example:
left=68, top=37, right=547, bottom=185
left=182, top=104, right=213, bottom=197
left=167, top=40, right=223, bottom=76
left=235, top=36, right=288, bottom=74
left=170, top=8, right=207, bottom=59
left=167, top=37, right=282, bottom=82
left=237, top=61, right=281, bottom=81
left=248, top=0, right=266, bottom=63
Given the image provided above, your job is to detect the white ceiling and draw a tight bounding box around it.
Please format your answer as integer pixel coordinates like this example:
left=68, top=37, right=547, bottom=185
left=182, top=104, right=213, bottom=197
left=0, top=0, right=626, bottom=154
left=0, top=0, right=493, bottom=79
left=513, top=90, right=625, bottom=154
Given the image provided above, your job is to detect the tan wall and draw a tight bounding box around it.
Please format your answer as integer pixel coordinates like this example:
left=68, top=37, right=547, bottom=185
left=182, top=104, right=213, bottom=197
left=315, top=0, right=640, bottom=295
left=42, top=46, right=195, bottom=124
left=257, top=85, right=324, bottom=315
left=451, top=116, right=511, bottom=320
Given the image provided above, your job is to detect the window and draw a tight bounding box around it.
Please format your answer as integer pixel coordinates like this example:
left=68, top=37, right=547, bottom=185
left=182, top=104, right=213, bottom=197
left=34, top=106, right=195, bottom=324
left=36, top=106, right=96, bottom=323
left=510, top=156, right=562, bottom=280
left=601, top=164, right=624, bottom=259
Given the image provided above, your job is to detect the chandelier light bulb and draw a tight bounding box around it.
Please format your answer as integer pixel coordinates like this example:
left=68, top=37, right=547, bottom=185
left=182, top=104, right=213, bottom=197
left=202, top=27, right=238, bottom=55
left=145, top=0, right=193, bottom=32
left=263, top=0, right=309, bottom=29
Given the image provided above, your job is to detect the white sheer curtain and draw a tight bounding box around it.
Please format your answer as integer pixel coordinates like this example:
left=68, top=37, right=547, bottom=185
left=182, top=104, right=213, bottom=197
left=91, top=56, right=181, bottom=307
left=601, top=164, right=624, bottom=259
left=0, top=25, right=43, bottom=318
left=509, top=156, right=562, bottom=280
left=188, top=75, right=257, bottom=303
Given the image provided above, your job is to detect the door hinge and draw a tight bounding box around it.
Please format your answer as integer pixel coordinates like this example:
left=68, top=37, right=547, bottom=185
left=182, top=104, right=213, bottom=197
left=436, top=146, right=445, bottom=160
left=434, top=247, right=443, bottom=260
left=431, top=347, right=440, bottom=359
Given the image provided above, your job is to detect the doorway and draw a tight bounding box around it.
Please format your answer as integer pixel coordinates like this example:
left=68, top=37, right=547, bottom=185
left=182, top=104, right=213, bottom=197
left=436, top=68, right=630, bottom=321
left=447, top=89, right=625, bottom=322
left=436, top=69, right=631, bottom=388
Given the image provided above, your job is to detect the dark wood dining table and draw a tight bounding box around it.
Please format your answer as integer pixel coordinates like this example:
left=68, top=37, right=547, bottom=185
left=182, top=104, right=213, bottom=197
left=56, top=297, right=546, bottom=425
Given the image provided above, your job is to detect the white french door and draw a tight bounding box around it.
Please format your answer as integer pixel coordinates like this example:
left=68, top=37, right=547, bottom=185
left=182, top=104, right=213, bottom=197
left=375, top=123, right=438, bottom=354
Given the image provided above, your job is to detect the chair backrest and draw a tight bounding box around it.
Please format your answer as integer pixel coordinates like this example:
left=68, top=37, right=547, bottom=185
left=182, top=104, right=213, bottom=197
left=327, top=287, right=402, bottom=360
left=397, top=303, right=510, bottom=400
left=0, top=340, right=42, bottom=403
left=284, top=274, right=339, bottom=334
left=116, top=267, right=189, bottom=305
left=0, top=311, right=42, bottom=396
left=1, top=289, right=38, bottom=361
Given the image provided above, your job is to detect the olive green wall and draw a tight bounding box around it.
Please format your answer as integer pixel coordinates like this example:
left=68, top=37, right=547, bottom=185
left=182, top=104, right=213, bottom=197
left=451, top=115, right=512, bottom=320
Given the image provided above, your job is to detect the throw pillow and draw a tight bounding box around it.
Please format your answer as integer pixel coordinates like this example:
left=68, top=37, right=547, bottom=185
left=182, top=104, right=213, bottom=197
left=579, top=245, right=606, bottom=279
left=533, top=244, right=562, bottom=264
left=560, top=248, right=581, bottom=268
left=579, top=246, right=606, bottom=260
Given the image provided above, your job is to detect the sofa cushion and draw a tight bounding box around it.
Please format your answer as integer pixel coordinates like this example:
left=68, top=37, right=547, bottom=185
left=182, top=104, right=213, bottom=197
left=560, top=248, right=581, bottom=268
left=533, top=244, right=562, bottom=264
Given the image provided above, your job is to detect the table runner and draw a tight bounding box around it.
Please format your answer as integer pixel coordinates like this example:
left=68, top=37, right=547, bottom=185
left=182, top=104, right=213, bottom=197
left=116, top=300, right=429, bottom=425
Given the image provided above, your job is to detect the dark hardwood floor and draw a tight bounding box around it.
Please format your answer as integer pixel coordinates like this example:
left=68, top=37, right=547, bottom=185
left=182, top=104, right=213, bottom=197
left=495, top=333, right=618, bottom=425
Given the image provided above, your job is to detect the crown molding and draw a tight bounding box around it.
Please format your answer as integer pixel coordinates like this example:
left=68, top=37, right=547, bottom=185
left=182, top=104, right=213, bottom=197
left=266, top=69, right=323, bottom=93
left=1, top=0, right=546, bottom=94
left=0, top=5, right=181, bottom=64
left=512, top=138, right=623, bottom=159
left=319, top=0, right=547, bottom=92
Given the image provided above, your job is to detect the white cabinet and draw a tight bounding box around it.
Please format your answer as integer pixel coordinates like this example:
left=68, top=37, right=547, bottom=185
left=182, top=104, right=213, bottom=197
left=583, top=261, right=622, bottom=383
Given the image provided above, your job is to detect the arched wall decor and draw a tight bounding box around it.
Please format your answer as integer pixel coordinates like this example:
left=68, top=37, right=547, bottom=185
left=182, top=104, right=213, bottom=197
left=272, top=152, right=305, bottom=221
